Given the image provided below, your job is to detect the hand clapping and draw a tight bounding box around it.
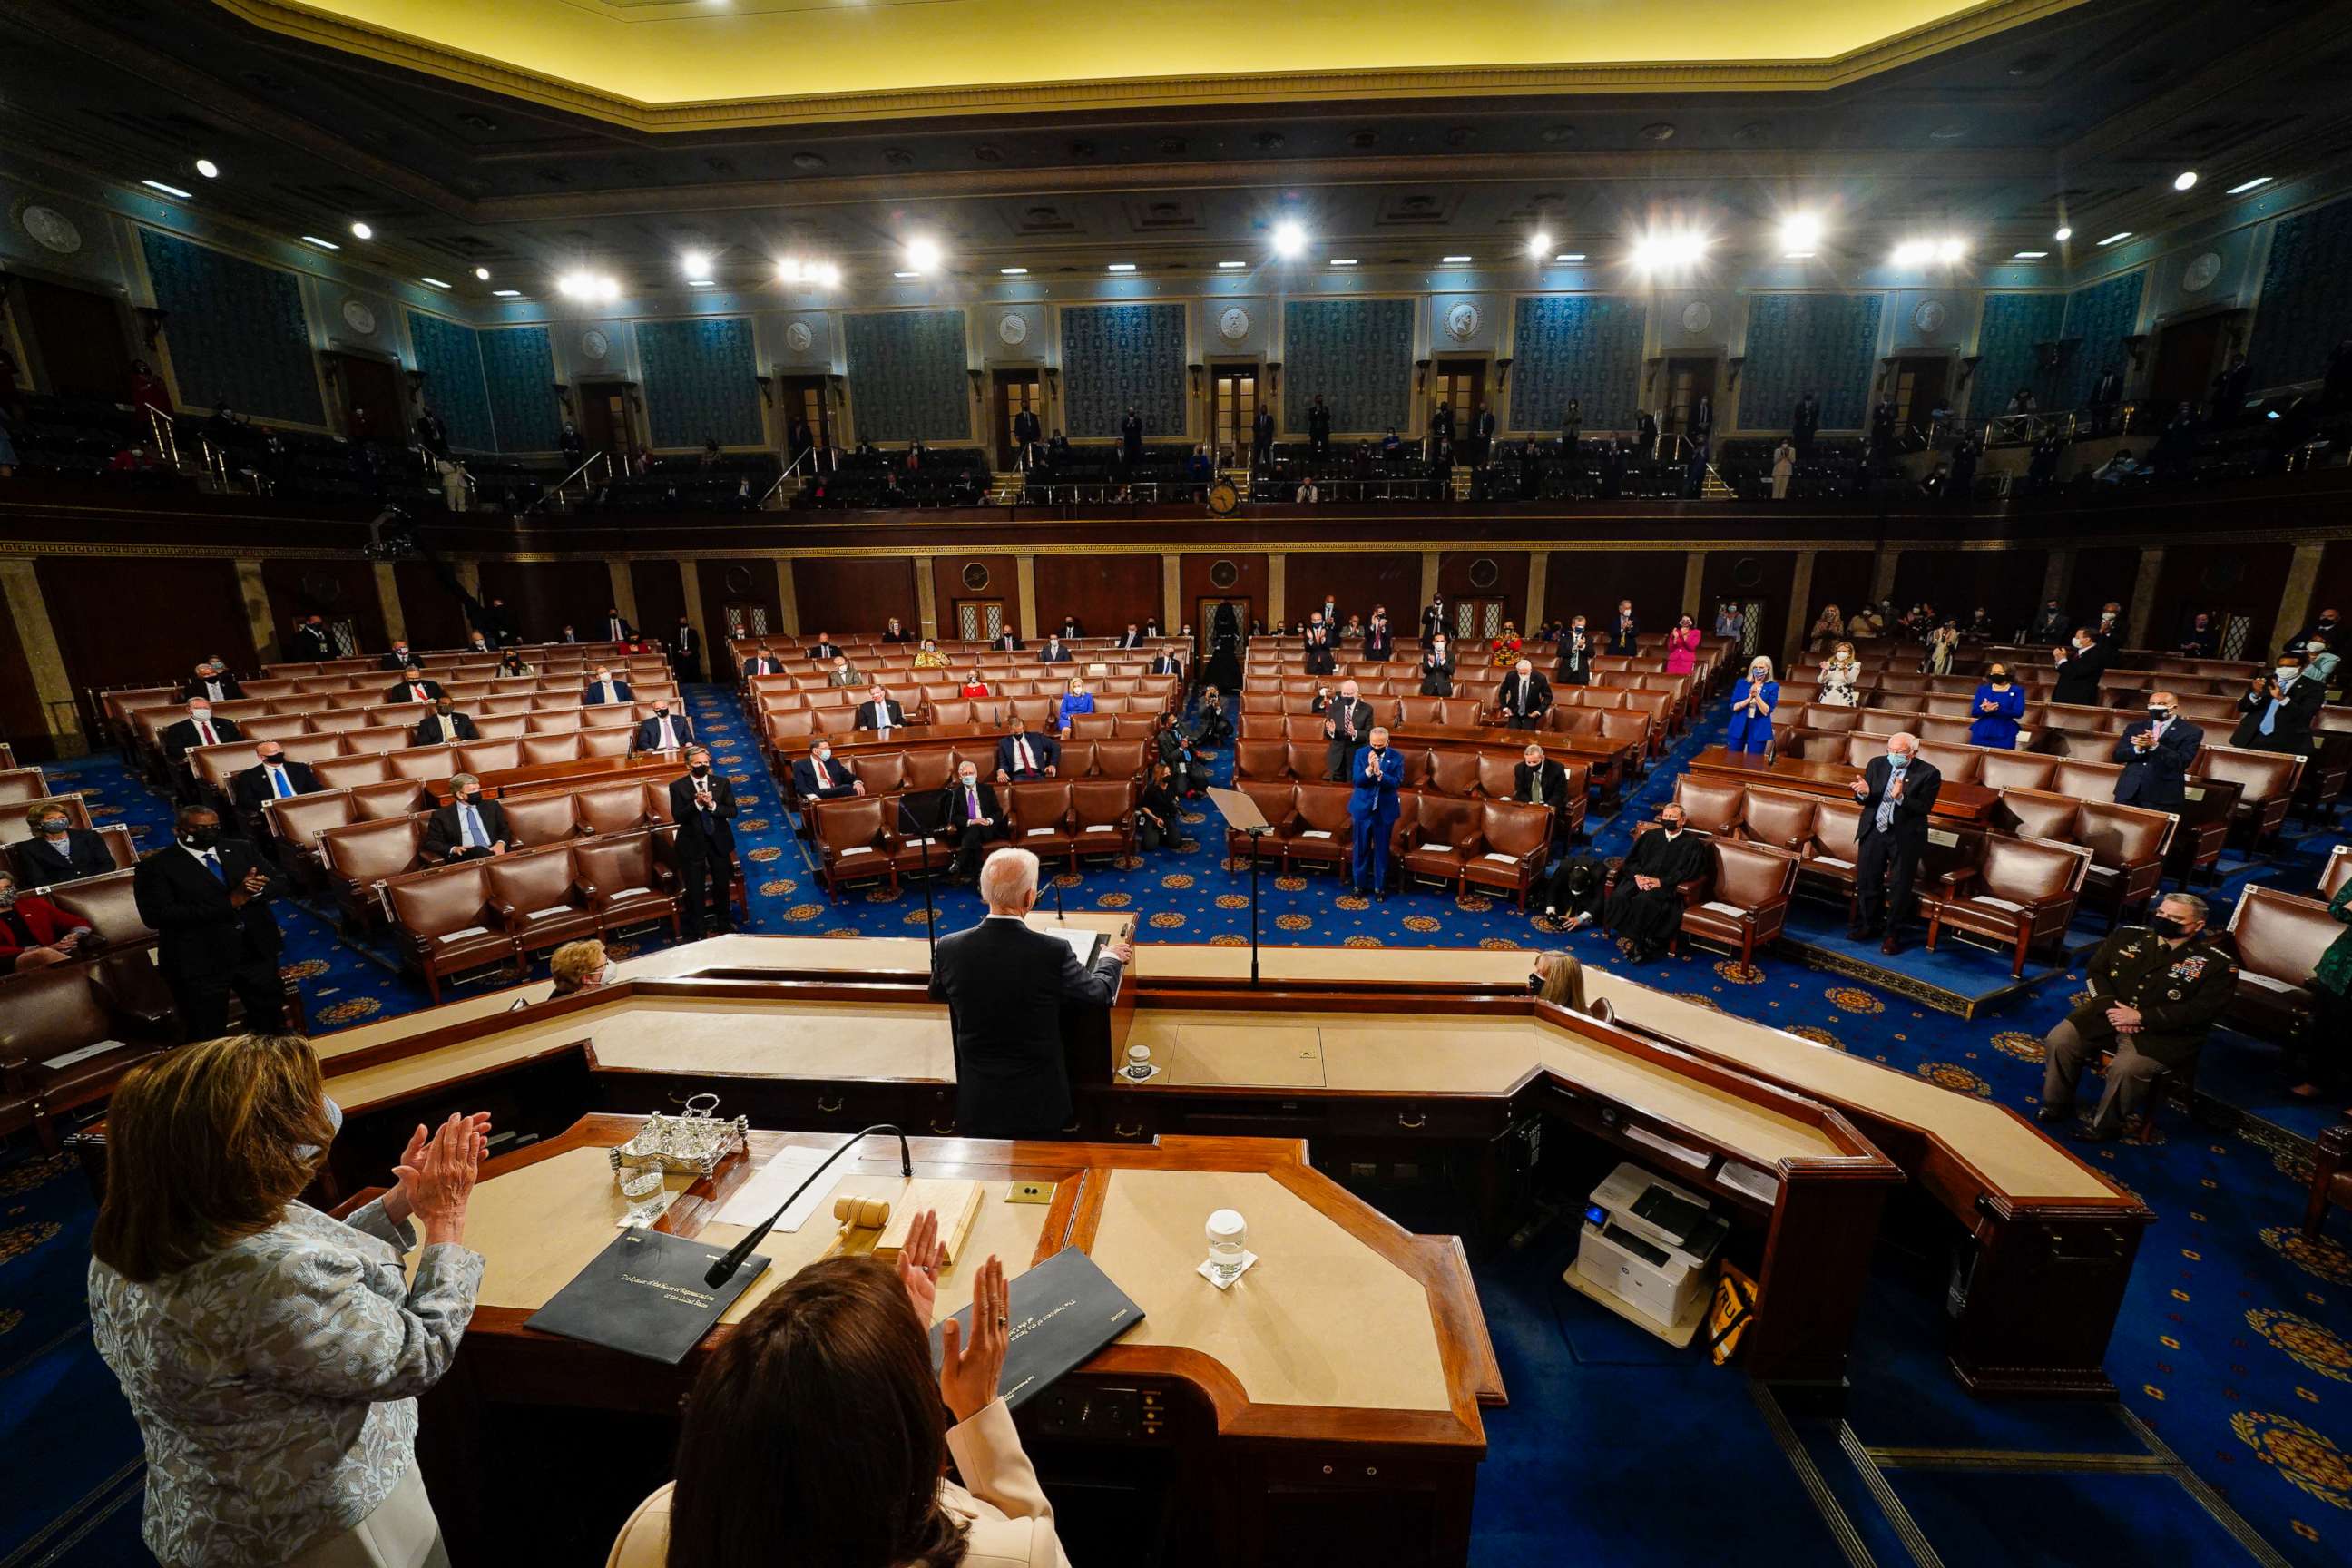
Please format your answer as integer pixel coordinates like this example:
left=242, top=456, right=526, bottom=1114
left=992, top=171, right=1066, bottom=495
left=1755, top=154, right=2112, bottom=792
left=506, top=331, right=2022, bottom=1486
left=895, top=1208, right=943, bottom=1328
left=940, top=1255, right=1011, bottom=1425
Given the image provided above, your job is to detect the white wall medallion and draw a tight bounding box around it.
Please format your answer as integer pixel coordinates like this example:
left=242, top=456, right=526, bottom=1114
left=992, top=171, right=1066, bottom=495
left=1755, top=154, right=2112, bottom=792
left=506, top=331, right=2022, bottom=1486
left=1217, top=306, right=1251, bottom=343
left=339, top=299, right=377, bottom=337
left=1912, top=299, right=1947, bottom=336
left=1444, top=301, right=1482, bottom=341
left=997, top=312, right=1029, bottom=348
left=784, top=318, right=815, bottom=354
left=2181, top=251, right=2222, bottom=294
left=1681, top=300, right=1713, bottom=335
left=20, top=204, right=81, bottom=255
left=581, top=328, right=612, bottom=361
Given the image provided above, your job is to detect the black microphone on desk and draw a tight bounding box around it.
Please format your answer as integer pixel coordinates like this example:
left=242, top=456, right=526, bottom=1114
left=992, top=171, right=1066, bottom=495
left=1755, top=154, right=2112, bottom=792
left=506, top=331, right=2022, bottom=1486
left=705, top=1123, right=914, bottom=1289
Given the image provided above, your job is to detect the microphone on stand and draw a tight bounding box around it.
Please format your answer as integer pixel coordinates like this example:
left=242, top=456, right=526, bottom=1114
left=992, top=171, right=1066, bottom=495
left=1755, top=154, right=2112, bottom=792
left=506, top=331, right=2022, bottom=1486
left=705, top=1124, right=913, bottom=1289
left=1055, top=873, right=1067, bottom=922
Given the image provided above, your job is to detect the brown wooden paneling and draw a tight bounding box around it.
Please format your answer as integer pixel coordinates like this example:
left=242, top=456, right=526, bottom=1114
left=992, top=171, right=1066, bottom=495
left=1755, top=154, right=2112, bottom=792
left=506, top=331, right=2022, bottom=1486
left=791, top=558, right=917, bottom=638
left=1034, top=555, right=1160, bottom=638
left=476, top=560, right=614, bottom=643
left=629, top=561, right=688, bottom=641
left=2070, top=546, right=2141, bottom=632
left=1181, top=553, right=1266, bottom=644
left=1699, top=551, right=1797, bottom=656
left=1437, top=551, right=1531, bottom=629
left=38, top=558, right=255, bottom=698
left=1804, top=551, right=1877, bottom=632
left=2150, top=540, right=2293, bottom=655
left=1889, top=549, right=2049, bottom=642
left=931, top=554, right=1019, bottom=639
left=393, top=560, right=475, bottom=652
left=0, top=574, right=56, bottom=762
left=259, top=558, right=387, bottom=660
left=1542, top=552, right=1686, bottom=628
left=1289, top=552, right=1419, bottom=628
left=2314, top=542, right=2352, bottom=634
left=700, top=559, right=784, bottom=646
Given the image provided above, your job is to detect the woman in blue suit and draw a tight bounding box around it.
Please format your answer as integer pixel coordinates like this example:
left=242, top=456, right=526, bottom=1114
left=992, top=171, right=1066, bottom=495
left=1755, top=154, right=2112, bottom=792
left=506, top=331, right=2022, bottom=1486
left=1055, top=676, right=1096, bottom=735
left=1725, top=656, right=1779, bottom=755
left=1967, top=661, right=2027, bottom=749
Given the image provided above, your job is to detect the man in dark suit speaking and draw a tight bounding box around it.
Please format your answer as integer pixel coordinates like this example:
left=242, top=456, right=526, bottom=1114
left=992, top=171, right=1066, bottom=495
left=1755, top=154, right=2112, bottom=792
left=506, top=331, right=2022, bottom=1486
left=132, top=805, right=286, bottom=1040
left=926, top=847, right=1132, bottom=1138
left=1849, top=731, right=1943, bottom=956
left=669, top=744, right=737, bottom=937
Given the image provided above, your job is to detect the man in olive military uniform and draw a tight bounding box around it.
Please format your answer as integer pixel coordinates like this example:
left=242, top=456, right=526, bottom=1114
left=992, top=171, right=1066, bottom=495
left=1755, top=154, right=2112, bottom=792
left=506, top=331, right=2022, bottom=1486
left=2038, top=891, right=2235, bottom=1140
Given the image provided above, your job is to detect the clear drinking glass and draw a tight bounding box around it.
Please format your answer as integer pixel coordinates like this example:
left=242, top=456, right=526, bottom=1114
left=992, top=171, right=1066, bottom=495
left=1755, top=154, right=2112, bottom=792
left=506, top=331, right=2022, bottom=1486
left=1206, top=1208, right=1248, bottom=1284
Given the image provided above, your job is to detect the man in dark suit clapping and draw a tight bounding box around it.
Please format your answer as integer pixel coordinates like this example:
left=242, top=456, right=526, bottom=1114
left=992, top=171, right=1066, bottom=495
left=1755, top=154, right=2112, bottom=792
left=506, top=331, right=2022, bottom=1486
left=2050, top=631, right=2114, bottom=708
left=131, top=805, right=285, bottom=1040
left=2231, top=651, right=2325, bottom=756
left=1850, top=732, right=1943, bottom=955
left=1315, top=679, right=1374, bottom=781
left=2112, top=691, right=2202, bottom=809
left=942, top=758, right=1009, bottom=881
left=1362, top=610, right=1396, bottom=661
left=926, top=848, right=1132, bottom=1138
left=669, top=745, right=737, bottom=936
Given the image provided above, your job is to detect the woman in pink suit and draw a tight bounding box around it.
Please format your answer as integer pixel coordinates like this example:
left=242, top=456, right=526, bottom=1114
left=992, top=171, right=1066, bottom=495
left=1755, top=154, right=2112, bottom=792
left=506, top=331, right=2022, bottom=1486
left=1664, top=614, right=1702, bottom=676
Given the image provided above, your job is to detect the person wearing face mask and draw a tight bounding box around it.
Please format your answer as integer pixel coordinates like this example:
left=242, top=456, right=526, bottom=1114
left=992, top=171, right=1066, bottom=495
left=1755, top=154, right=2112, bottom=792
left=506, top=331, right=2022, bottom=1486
left=411, top=699, right=479, bottom=746
left=1726, top=658, right=1779, bottom=755
left=2049, top=628, right=2114, bottom=708
left=2303, top=638, right=2340, bottom=689
left=1300, top=614, right=1335, bottom=677
left=181, top=659, right=243, bottom=702
left=2112, top=690, right=2202, bottom=809
left=132, top=805, right=286, bottom=1039
left=2231, top=650, right=2323, bottom=755
left=230, top=742, right=320, bottom=812
left=632, top=701, right=694, bottom=755
left=792, top=740, right=866, bottom=802
left=548, top=939, right=616, bottom=998
left=1553, top=618, right=1591, bottom=688
left=1528, top=949, right=1588, bottom=1011
left=1419, top=634, right=1458, bottom=698
left=290, top=612, right=335, bottom=663
left=1348, top=725, right=1406, bottom=899
left=1605, top=599, right=1641, bottom=656
left=1054, top=677, right=1094, bottom=737
left=2037, top=893, right=2236, bottom=1140
left=912, top=638, right=951, bottom=670
left=1362, top=611, right=1396, bottom=662
left=823, top=653, right=866, bottom=689
left=15, top=802, right=115, bottom=884
left=497, top=649, right=532, bottom=678
left=1604, top=804, right=1709, bottom=965
left=1849, top=732, right=1943, bottom=955
left=381, top=668, right=444, bottom=705
left=1664, top=615, right=1701, bottom=676
left=1965, top=663, right=2024, bottom=750
left=2028, top=600, right=2071, bottom=644
left=1493, top=658, right=1553, bottom=731
left=0, top=869, right=96, bottom=970
left=993, top=717, right=1060, bottom=784
left=2178, top=611, right=2220, bottom=659
left=162, top=699, right=245, bottom=767
left=423, top=774, right=510, bottom=863
left=671, top=746, right=739, bottom=937
left=1038, top=633, right=1073, bottom=666
left=941, top=761, right=1009, bottom=883
left=1317, top=680, right=1374, bottom=781
left=1817, top=641, right=1862, bottom=709
left=583, top=665, right=634, bottom=706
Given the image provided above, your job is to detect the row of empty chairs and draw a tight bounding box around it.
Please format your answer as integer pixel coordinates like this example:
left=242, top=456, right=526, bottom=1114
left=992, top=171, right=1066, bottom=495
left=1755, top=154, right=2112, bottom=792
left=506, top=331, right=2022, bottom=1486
left=809, top=779, right=1141, bottom=899
left=1236, top=739, right=1591, bottom=838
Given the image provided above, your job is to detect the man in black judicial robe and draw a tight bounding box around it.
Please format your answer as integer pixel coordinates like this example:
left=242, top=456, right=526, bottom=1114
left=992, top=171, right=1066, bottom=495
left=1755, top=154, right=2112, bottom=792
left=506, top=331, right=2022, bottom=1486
left=1604, top=804, right=1710, bottom=964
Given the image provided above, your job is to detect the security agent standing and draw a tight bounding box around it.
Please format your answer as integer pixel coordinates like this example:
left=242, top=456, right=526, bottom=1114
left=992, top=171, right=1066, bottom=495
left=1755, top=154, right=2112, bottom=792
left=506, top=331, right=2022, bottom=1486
left=926, top=848, right=1132, bottom=1138
left=1849, top=731, right=1942, bottom=955
left=2112, top=691, right=2202, bottom=809
left=1348, top=726, right=1406, bottom=899
left=670, top=746, right=737, bottom=937
left=132, top=805, right=286, bottom=1040
left=2039, top=893, right=2235, bottom=1140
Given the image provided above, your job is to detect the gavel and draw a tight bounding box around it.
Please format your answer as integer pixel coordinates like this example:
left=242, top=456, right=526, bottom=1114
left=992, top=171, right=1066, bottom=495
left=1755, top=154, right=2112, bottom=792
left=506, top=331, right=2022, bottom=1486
left=833, top=1194, right=892, bottom=1230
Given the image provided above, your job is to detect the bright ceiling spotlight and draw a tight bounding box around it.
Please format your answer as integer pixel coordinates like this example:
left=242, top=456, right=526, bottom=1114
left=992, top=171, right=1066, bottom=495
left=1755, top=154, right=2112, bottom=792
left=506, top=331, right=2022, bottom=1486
left=420, top=277, right=451, bottom=290
left=193, top=158, right=220, bottom=180
left=681, top=250, right=710, bottom=278
left=595, top=276, right=620, bottom=303
left=1271, top=220, right=1307, bottom=260
left=142, top=180, right=192, bottom=199
left=349, top=220, right=373, bottom=240
left=1441, top=254, right=1472, bottom=264
left=555, top=273, right=585, bottom=299
left=492, top=289, right=521, bottom=298
left=776, top=257, right=806, bottom=283
left=2053, top=226, right=2073, bottom=241
left=903, top=235, right=943, bottom=273
left=301, top=235, right=339, bottom=250
left=2172, top=171, right=2199, bottom=191
left=1889, top=240, right=1928, bottom=266
left=1107, top=262, right=1137, bottom=272
left=1937, top=237, right=1966, bottom=263
left=2097, top=231, right=2133, bottom=247
left=474, top=267, right=491, bottom=281
left=1632, top=229, right=1709, bottom=273
left=813, top=261, right=841, bottom=288
left=2227, top=176, right=2273, bottom=194
left=1526, top=230, right=1553, bottom=258
left=1779, top=213, right=1823, bottom=255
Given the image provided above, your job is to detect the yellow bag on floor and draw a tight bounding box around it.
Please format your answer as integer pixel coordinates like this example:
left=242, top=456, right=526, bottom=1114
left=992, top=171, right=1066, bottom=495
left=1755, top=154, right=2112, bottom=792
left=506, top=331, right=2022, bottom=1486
left=1705, top=1262, right=1758, bottom=1366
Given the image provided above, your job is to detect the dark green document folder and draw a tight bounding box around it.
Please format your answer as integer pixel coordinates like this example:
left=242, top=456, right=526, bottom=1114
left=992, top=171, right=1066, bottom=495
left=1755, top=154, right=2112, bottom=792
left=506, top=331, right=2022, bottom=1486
left=525, top=1228, right=772, bottom=1364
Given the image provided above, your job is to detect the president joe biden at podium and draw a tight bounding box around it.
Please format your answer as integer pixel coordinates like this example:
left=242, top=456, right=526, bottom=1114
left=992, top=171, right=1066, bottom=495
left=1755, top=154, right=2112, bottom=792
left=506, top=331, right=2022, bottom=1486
left=926, top=848, right=1132, bottom=1138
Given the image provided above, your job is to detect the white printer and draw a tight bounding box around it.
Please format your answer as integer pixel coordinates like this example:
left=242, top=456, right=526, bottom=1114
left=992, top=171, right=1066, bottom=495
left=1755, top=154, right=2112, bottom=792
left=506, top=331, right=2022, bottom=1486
left=1570, top=1162, right=1730, bottom=1340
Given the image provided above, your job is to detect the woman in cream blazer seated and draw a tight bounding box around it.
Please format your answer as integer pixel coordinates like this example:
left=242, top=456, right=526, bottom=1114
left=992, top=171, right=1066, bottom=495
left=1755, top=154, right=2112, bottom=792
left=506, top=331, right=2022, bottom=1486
left=88, top=1034, right=488, bottom=1568
left=610, top=1212, right=1070, bottom=1568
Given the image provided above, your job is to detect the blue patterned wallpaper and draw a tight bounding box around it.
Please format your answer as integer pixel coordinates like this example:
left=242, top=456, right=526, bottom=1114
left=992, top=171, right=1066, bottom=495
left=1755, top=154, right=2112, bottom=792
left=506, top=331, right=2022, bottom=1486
left=1973, top=292, right=2066, bottom=417
left=2059, top=271, right=2145, bottom=409
left=2248, top=198, right=2352, bottom=388
left=1282, top=299, right=1414, bottom=434
left=1739, top=292, right=1885, bottom=430
left=480, top=326, right=559, bottom=452
left=1510, top=295, right=1645, bottom=432
left=406, top=311, right=494, bottom=453
left=137, top=230, right=322, bottom=425
left=1060, top=303, right=1188, bottom=439
left=843, top=309, right=969, bottom=443
left=637, top=316, right=762, bottom=447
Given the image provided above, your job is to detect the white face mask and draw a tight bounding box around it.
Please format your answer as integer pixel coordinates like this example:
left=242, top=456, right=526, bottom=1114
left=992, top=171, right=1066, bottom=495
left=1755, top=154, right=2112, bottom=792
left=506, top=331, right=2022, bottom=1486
left=2276, top=666, right=2299, bottom=682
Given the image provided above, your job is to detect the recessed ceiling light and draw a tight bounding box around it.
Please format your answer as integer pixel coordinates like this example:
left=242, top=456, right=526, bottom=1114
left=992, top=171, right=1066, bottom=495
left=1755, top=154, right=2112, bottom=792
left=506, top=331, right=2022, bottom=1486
left=681, top=250, right=710, bottom=278
left=2053, top=226, right=2073, bottom=241
left=2227, top=175, right=2273, bottom=194
left=301, top=235, right=340, bottom=250
left=1217, top=260, right=1247, bottom=270
left=142, top=180, right=192, bottom=199
left=1329, top=258, right=1358, bottom=267
left=1632, top=230, right=1708, bottom=272
left=1441, top=254, right=1472, bottom=264
left=1526, top=231, right=1553, bottom=258
left=1937, top=238, right=1966, bottom=263
left=1782, top=251, right=1818, bottom=260
left=813, top=261, right=841, bottom=288
left=687, top=279, right=715, bottom=288
left=2097, top=230, right=2133, bottom=247
left=2172, top=171, right=2199, bottom=191
left=1890, top=240, right=1929, bottom=266
left=2012, top=250, right=2049, bottom=260
left=473, top=267, right=491, bottom=281
left=1000, top=266, right=1028, bottom=276
left=349, top=221, right=373, bottom=240
left=492, top=289, right=522, bottom=298
left=420, top=277, right=451, bottom=289
left=1555, top=252, right=1585, bottom=262
left=903, top=235, right=943, bottom=272
left=893, top=270, right=920, bottom=279
left=193, top=158, right=220, bottom=180
left=1271, top=221, right=1307, bottom=260
left=1779, top=213, right=1824, bottom=253
left=1107, top=262, right=1137, bottom=272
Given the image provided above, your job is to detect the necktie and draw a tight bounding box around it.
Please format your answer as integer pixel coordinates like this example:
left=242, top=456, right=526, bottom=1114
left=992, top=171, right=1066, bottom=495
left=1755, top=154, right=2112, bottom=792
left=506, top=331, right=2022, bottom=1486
left=1877, top=765, right=1902, bottom=832
left=270, top=766, right=290, bottom=799
left=816, top=759, right=832, bottom=789
left=966, top=786, right=979, bottom=818
left=461, top=804, right=485, bottom=848
left=412, top=686, right=426, bottom=701
left=198, top=720, right=216, bottom=745
left=2261, top=698, right=2279, bottom=736
left=1016, top=738, right=1034, bottom=773
left=658, top=719, right=675, bottom=749
left=204, top=853, right=226, bottom=885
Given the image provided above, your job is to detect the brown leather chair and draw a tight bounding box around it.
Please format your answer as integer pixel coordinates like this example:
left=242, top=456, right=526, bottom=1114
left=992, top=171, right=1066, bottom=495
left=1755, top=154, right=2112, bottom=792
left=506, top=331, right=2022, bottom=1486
left=2073, top=800, right=2174, bottom=927
left=267, top=790, right=357, bottom=870
left=384, top=862, right=518, bottom=1003
left=2302, top=1119, right=2352, bottom=1240
left=47, top=869, right=153, bottom=945
left=1992, top=789, right=2081, bottom=844
left=853, top=753, right=907, bottom=797
left=581, top=729, right=636, bottom=759
left=487, top=847, right=602, bottom=961
left=1673, top=777, right=1746, bottom=837
left=2195, top=748, right=2302, bottom=848
left=928, top=701, right=975, bottom=727
left=1797, top=797, right=1864, bottom=907
left=1093, top=740, right=1147, bottom=779
left=1060, top=740, right=1100, bottom=778
left=1459, top=800, right=1554, bottom=910
left=1288, top=783, right=1355, bottom=877
left=1922, top=836, right=2089, bottom=977
left=350, top=779, right=432, bottom=820
left=1070, top=779, right=1137, bottom=862
left=321, top=817, right=427, bottom=930
left=522, top=733, right=586, bottom=767
left=456, top=740, right=525, bottom=775
left=1008, top=782, right=1076, bottom=873
left=813, top=798, right=897, bottom=900
left=1276, top=740, right=1322, bottom=782
left=1397, top=696, right=1446, bottom=727
left=1428, top=750, right=1482, bottom=798
left=1979, top=752, right=2057, bottom=792
left=1400, top=795, right=1482, bottom=896
left=2326, top=845, right=2352, bottom=902
left=1236, top=739, right=1290, bottom=780
left=2223, top=886, right=2340, bottom=1044
left=1737, top=788, right=1815, bottom=855
left=0, top=963, right=165, bottom=1135
left=903, top=750, right=956, bottom=794
left=1227, top=781, right=1298, bottom=870
left=500, top=793, right=583, bottom=848
left=573, top=832, right=679, bottom=940
left=1678, top=841, right=1798, bottom=967
left=313, top=754, right=391, bottom=789
left=1474, top=753, right=1520, bottom=799
left=574, top=780, right=656, bottom=837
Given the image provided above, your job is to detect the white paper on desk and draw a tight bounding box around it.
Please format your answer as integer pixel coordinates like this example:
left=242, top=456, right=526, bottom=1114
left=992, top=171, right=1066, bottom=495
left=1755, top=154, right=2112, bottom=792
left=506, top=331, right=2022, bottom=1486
left=709, top=1145, right=837, bottom=1230
left=1035, top=924, right=1102, bottom=965
left=41, top=1039, right=124, bottom=1071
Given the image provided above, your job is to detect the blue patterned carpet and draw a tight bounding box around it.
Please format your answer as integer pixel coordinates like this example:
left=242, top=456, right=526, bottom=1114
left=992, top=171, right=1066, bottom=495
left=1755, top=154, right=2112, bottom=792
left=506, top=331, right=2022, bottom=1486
left=5, top=681, right=2351, bottom=1565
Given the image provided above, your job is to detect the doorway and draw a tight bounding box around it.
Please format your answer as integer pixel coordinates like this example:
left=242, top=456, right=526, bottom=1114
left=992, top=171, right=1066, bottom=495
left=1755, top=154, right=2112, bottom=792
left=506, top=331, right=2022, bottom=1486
left=718, top=601, right=770, bottom=641
left=328, top=352, right=402, bottom=447
left=1197, top=597, right=1253, bottom=646
left=1432, top=359, right=1485, bottom=440
left=991, top=369, right=1042, bottom=469
left=12, top=275, right=132, bottom=401
left=1210, top=366, right=1259, bottom=466
left=1890, top=356, right=1950, bottom=438
left=2150, top=315, right=2230, bottom=420
left=1451, top=599, right=1508, bottom=642
left=777, top=375, right=832, bottom=467
left=1663, top=358, right=1718, bottom=444
left=952, top=599, right=1007, bottom=642
left=577, top=380, right=638, bottom=470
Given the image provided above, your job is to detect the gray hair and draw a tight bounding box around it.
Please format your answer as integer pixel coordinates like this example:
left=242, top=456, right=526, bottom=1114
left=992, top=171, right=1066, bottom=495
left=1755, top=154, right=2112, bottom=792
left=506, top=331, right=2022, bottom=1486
left=979, top=847, right=1039, bottom=913
left=450, top=772, right=479, bottom=790
left=1887, top=731, right=1920, bottom=754
left=2159, top=890, right=2210, bottom=924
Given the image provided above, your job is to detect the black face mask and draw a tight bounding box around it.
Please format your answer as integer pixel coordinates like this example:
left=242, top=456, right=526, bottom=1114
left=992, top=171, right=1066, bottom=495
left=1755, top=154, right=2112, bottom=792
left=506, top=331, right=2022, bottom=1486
left=655, top=709, right=671, bottom=719
left=458, top=790, right=481, bottom=806
left=1526, top=974, right=1545, bottom=995
left=182, top=828, right=220, bottom=850
left=2147, top=706, right=2170, bottom=721
left=36, top=818, right=67, bottom=836
left=1989, top=672, right=2010, bottom=686
left=2150, top=915, right=2191, bottom=940
left=691, top=765, right=710, bottom=779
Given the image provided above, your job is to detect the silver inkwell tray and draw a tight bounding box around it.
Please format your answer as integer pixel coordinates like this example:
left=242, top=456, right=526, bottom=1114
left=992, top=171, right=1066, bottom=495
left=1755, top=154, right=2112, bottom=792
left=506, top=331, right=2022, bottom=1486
left=609, top=1093, right=748, bottom=1178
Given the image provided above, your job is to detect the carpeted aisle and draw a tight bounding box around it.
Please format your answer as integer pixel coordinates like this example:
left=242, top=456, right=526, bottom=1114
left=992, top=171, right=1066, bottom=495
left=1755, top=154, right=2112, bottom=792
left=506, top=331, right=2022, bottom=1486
left=5, top=678, right=2350, bottom=1565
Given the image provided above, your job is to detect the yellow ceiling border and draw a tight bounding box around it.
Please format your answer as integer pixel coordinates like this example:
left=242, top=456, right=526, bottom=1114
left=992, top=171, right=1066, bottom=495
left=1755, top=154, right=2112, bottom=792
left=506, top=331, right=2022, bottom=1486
left=216, top=0, right=2088, bottom=133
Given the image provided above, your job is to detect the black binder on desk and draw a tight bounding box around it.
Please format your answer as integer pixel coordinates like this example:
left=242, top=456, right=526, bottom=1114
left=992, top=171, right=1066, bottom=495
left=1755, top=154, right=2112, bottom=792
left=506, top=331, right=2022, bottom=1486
left=525, top=1229, right=771, bottom=1364
left=931, top=1246, right=1143, bottom=1411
